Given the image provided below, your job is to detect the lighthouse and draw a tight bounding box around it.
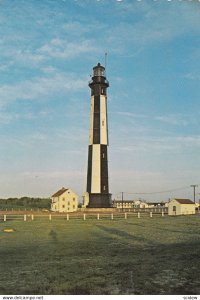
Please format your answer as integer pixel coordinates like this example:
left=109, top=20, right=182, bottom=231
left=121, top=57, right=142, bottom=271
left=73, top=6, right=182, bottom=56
left=84, top=63, right=111, bottom=208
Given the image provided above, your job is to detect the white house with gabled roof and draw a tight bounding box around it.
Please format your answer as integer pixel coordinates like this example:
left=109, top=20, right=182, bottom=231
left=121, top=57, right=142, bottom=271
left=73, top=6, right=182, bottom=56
left=51, top=187, right=78, bottom=213
left=168, top=198, right=195, bottom=216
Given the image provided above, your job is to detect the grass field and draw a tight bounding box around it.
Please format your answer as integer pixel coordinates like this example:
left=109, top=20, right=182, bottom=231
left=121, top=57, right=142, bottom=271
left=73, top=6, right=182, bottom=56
left=0, top=214, right=200, bottom=295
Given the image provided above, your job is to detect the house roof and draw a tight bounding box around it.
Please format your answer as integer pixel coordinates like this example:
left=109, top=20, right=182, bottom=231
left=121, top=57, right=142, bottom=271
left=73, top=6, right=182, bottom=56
left=52, top=187, right=68, bottom=197
left=146, top=202, right=166, bottom=205
left=113, top=200, right=134, bottom=203
left=174, top=199, right=194, bottom=204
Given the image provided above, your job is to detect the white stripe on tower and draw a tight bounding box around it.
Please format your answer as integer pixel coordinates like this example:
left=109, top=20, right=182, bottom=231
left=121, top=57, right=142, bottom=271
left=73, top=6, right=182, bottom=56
left=91, top=144, right=101, bottom=193
left=89, top=96, right=94, bottom=145
left=100, top=95, right=108, bottom=145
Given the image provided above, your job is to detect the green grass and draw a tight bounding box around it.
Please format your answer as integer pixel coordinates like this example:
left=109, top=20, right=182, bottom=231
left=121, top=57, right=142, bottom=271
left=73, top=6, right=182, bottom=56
left=0, top=215, right=200, bottom=295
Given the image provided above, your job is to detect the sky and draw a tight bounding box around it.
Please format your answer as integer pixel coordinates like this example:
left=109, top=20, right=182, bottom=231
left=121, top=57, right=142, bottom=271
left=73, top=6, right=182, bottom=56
left=0, top=0, right=200, bottom=202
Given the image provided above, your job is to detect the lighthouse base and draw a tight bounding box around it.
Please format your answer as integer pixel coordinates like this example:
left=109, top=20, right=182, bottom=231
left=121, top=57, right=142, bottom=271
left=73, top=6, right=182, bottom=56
left=87, top=193, right=112, bottom=208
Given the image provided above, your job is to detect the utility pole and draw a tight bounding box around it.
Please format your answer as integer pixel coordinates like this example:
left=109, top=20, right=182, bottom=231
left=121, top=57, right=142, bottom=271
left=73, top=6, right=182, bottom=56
left=122, top=192, right=124, bottom=212
left=190, top=185, right=198, bottom=203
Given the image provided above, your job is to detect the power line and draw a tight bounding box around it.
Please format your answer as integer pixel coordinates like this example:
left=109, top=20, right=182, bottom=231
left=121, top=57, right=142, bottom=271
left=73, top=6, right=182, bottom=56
left=115, top=185, right=196, bottom=196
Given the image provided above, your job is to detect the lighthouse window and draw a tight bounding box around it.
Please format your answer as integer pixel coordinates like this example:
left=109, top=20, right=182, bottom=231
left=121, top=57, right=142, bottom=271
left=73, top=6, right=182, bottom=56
left=102, top=153, right=105, bottom=158
left=102, top=120, right=104, bottom=126
left=103, top=185, right=106, bottom=191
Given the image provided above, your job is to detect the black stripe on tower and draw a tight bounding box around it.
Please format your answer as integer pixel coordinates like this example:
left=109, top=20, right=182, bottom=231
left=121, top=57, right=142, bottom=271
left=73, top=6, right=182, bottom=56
left=86, top=145, right=92, bottom=193
left=93, top=96, right=100, bottom=144
left=100, top=145, right=109, bottom=194
left=91, top=85, right=107, bottom=96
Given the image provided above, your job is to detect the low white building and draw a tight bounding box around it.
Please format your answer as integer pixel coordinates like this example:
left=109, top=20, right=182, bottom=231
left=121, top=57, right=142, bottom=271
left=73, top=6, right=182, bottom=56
left=168, top=198, right=195, bottom=216
left=51, top=187, right=78, bottom=213
left=147, top=202, right=167, bottom=208
left=134, top=200, right=149, bottom=209
left=113, top=200, right=134, bottom=209
left=112, top=199, right=148, bottom=209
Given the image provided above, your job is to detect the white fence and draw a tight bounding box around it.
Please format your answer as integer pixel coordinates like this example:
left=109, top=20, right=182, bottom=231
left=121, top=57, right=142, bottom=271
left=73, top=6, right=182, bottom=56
left=0, top=211, right=167, bottom=222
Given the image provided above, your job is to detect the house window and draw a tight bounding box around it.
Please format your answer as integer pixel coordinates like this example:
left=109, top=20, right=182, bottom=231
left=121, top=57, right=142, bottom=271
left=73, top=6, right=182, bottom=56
left=73, top=205, right=75, bottom=209
left=62, top=205, right=65, bottom=208
left=102, top=153, right=105, bottom=158
left=68, top=201, right=70, bottom=206
left=73, top=198, right=75, bottom=201
left=173, top=206, right=176, bottom=211
left=103, top=185, right=106, bottom=191
left=62, top=197, right=65, bottom=201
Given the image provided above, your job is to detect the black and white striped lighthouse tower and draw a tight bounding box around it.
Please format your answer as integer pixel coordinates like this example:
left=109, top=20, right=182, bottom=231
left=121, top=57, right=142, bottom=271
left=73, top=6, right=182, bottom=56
left=84, top=63, right=111, bottom=208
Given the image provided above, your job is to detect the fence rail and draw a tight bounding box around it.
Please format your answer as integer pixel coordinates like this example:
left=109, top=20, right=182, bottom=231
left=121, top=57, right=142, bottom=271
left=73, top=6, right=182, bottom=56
left=0, top=211, right=169, bottom=222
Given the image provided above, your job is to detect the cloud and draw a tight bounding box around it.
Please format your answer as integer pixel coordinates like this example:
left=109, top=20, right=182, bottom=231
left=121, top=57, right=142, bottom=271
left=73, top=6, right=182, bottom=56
left=183, top=72, right=200, bottom=81
left=0, top=111, right=19, bottom=124
left=112, top=111, right=147, bottom=119
left=106, top=1, right=200, bottom=53
left=0, top=170, right=85, bottom=198
left=21, top=170, right=84, bottom=180
left=0, top=108, right=53, bottom=125
left=15, top=51, right=45, bottom=66
left=109, top=111, right=200, bottom=157
left=0, top=72, right=86, bottom=107
left=149, top=135, right=200, bottom=151
left=154, top=114, right=189, bottom=126
left=62, top=21, right=92, bottom=36
left=0, top=61, right=15, bottom=71
left=112, top=111, right=196, bottom=127
left=110, top=166, right=199, bottom=201
left=38, top=38, right=97, bottom=59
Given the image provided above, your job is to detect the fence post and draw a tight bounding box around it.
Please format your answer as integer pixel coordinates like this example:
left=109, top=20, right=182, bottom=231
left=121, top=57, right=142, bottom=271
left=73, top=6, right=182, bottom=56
left=24, top=215, right=27, bottom=221
left=162, top=211, right=164, bottom=217
left=97, top=213, right=100, bottom=220
left=4, top=215, right=6, bottom=222
left=31, top=214, right=34, bottom=221
left=138, top=212, right=140, bottom=218
left=111, top=213, right=113, bottom=220
left=49, top=214, right=52, bottom=221
left=125, top=213, right=127, bottom=219
left=150, top=212, right=152, bottom=218
left=67, top=214, right=69, bottom=221
left=83, top=214, right=86, bottom=221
